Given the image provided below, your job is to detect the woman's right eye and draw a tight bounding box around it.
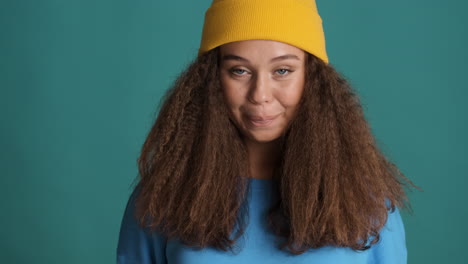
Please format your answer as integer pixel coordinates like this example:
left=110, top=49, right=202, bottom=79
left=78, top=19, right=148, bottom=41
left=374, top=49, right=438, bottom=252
left=230, top=68, right=248, bottom=75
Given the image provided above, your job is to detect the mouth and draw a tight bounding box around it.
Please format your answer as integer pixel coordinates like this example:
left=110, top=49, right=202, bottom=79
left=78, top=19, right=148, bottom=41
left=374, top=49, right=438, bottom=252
left=245, top=113, right=281, bottom=127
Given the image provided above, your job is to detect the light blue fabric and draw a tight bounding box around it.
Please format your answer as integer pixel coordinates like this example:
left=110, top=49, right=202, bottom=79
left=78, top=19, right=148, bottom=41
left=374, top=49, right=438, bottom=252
left=117, top=178, right=407, bottom=263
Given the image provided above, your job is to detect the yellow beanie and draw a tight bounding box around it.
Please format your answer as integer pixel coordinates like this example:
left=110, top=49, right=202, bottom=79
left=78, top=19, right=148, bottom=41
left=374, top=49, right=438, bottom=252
left=198, top=0, right=329, bottom=64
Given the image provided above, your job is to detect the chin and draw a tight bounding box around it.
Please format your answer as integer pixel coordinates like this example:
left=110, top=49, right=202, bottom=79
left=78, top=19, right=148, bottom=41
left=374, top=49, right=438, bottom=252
left=245, top=130, right=282, bottom=143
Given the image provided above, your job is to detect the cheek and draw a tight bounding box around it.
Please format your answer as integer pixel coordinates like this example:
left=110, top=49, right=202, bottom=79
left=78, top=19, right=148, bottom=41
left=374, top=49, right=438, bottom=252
left=278, top=80, right=305, bottom=108
left=223, top=87, right=240, bottom=107
left=220, top=79, right=244, bottom=118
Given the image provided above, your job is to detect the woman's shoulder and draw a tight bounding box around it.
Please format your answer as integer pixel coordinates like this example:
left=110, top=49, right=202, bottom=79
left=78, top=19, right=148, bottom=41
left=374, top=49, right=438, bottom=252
left=116, top=184, right=167, bottom=263
left=367, top=201, right=407, bottom=264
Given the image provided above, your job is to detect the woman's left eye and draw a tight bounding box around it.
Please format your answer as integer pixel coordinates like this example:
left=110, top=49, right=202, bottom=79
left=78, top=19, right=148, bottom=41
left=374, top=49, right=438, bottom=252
left=276, top=69, right=291, bottom=75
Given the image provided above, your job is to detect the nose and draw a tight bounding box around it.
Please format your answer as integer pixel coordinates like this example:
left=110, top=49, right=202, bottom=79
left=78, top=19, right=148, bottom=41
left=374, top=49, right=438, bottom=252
left=248, top=72, right=273, bottom=104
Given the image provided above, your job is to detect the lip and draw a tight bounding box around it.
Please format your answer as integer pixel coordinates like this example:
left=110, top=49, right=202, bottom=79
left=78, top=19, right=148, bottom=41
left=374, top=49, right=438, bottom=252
left=245, top=113, right=281, bottom=127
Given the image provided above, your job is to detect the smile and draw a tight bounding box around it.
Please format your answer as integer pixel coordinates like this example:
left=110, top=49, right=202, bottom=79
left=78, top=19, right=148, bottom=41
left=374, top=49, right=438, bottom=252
left=245, top=113, right=281, bottom=128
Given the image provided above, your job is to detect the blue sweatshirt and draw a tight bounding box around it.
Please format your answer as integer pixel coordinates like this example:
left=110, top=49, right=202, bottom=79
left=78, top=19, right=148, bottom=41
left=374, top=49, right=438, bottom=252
left=117, top=177, right=407, bottom=263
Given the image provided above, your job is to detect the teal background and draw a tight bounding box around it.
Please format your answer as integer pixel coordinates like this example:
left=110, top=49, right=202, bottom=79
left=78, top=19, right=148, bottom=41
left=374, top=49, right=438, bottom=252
left=1, top=0, right=466, bottom=263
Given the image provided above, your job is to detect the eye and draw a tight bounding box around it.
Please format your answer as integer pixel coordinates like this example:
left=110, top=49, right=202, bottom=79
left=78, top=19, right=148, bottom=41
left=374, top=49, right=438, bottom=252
left=276, top=68, right=292, bottom=76
left=229, top=68, right=248, bottom=76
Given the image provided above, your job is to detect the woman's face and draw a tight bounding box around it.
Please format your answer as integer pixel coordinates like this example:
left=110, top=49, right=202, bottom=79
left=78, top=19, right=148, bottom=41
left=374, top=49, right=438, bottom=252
left=219, top=39, right=306, bottom=143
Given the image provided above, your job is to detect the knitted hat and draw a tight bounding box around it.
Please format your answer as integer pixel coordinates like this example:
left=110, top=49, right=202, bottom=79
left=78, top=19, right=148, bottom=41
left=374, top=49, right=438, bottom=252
left=198, top=0, right=329, bottom=64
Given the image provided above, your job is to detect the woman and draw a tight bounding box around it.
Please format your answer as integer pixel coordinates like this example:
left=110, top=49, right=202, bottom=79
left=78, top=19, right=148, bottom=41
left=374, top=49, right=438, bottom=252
left=117, top=0, right=420, bottom=263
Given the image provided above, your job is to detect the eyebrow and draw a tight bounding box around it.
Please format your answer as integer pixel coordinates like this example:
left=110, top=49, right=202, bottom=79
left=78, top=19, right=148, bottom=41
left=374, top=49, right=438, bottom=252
left=221, top=54, right=300, bottom=63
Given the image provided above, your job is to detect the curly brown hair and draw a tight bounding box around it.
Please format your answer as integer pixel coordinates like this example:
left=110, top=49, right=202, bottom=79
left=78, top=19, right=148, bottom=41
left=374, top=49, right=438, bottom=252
left=133, top=47, right=421, bottom=255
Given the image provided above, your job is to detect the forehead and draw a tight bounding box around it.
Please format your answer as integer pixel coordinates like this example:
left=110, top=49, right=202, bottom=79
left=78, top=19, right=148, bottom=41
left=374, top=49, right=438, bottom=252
left=219, top=39, right=306, bottom=61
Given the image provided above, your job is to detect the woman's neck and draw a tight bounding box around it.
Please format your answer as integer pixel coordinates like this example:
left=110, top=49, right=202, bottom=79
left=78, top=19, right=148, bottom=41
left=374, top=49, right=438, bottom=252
left=244, top=137, right=281, bottom=179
